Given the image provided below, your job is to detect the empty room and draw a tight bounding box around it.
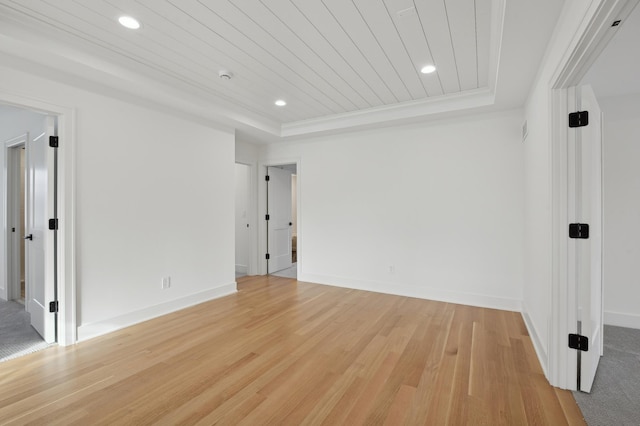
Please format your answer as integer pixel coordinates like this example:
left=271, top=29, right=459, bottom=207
left=1, top=0, right=638, bottom=424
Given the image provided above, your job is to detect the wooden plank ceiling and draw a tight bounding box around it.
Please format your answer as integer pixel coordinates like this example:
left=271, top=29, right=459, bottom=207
left=0, top=0, right=495, bottom=124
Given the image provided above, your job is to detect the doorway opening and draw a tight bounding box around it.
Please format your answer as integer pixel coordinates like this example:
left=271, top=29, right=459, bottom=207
left=566, top=1, right=640, bottom=421
left=543, top=0, right=640, bottom=422
left=235, top=163, right=251, bottom=279
left=1, top=104, right=58, bottom=362
left=266, top=164, right=297, bottom=279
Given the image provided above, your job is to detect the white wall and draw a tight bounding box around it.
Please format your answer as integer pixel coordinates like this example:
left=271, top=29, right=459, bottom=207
left=0, top=106, right=47, bottom=301
left=600, top=94, right=640, bottom=329
left=0, top=65, right=236, bottom=340
left=235, top=163, right=250, bottom=274
left=262, top=110, right=525, bottom=310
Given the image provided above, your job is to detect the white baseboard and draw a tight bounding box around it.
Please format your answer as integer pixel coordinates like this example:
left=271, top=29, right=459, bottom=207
left=604, top=310, right=640, bottom=329
left=521, top=306, right=548, bottom=376
left=77, top=282, right=237, bottom=342
left=298, top=273, right=522, bottom=312
left=235, top=264, right=248, bottom=274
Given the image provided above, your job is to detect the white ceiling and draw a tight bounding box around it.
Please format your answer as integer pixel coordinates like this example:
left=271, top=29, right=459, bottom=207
left=582, top=3, right=640, bottom=99
left=0, top=0, right=564, bottom=142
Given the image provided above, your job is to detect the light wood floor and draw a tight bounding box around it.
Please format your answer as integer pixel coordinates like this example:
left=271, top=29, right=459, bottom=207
left=0, top=275, right=585, bottom=425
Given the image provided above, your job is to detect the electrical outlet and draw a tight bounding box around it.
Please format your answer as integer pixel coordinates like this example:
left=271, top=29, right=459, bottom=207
left=161, top=276, right=171, bottom=289
left=388, top=265, right=395, bottom=274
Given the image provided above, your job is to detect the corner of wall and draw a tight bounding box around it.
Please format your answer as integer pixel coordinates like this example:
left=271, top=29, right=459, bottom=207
left=77, top=282, right=237, bottom=342
left=521, top=302, right=549, bottom=375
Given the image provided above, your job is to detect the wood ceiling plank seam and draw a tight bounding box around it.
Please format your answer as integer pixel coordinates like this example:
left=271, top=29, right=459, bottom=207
left=475, top=0, right=479, bottom=88
left=322, top=0, right=412, bottom=103
left=187, top=0, right=356, bottom=114
left=474, top=0, right=492, bottom=89
left=380, top=0, right=429, bottom=97
left=349, top=0, right=414, bottom=101
left=412, top=0, right=461, bottom=94
left=124, top=1, right=325, bottom=122
left=138, top=2, right=344, bottom=118
left=255, top=0, right=373, bottom=110
left=290, top=0, right=388, bottom=107
left=126, top=0, right=330, bottom=120
left=320, top=0, right=401, bottom=104
left=411, top=0, right=446, bottom=95
left=382, top=1, right=429, bottom=97
left=351, top=0, right=426, bottom=100
left=163, top=0, right=350, bottom=115
left=445, top=0, right=479, bottom=91
left=2, top=0, right=290, bottom=123
left=89, top=0, right=310, bottom=121
left=442, top=0, right=464, bottom=93
left=37, top=0, right=292, bottom=121
left=165, top=0, right=337, bottom=118
left=217, top=0, right=363, bottom=112
left=387, top=4, right=443, bottom=97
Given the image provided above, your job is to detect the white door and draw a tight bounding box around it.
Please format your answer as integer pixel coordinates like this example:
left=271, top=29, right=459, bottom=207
left=235, top=163, right=251, bottom=275
left=25, top=116, right=56, bottom=343
left=570, top=85, right=603, bottom=392
left=267, top=166, right=293, bottom=273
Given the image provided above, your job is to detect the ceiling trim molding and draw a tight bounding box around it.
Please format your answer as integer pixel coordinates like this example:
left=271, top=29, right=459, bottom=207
left=281, top=88, right=495, bottom=138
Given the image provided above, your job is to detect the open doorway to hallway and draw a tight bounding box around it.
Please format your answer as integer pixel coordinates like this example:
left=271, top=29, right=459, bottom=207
left=235, top=163, right=251, bottom=279
left=267, top=164, right=297, bottom=279
left=0, top=104, right=54, bottom=362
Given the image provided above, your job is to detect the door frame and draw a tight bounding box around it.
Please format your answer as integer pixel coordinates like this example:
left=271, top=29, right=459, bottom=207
left=0, top=91, right=77, bottom=346
left=258, top=158, right=301, bottom=276
left=548, top=0, right=638, bottom=389
left=4, top=134, right=26, bottom=303
left=235, top=161, right=258, bottom=276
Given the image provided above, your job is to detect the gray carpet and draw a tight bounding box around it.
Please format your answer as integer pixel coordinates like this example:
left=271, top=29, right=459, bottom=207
left=573, top=325, right=640, bottom=426
left=270, top=264, right=297, bottom=279
left=0, top=299, right=49, bottom=363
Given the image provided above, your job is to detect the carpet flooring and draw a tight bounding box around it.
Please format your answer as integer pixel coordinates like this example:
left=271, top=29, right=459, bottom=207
left=573, top=325, right=640, bottom=426
left=270, top=264, right=297, bottom=279
left=0, top=299, right=49, bottom=363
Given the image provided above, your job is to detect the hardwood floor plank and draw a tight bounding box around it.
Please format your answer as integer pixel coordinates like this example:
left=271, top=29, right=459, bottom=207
left=0, top=275, right=586, bottom=425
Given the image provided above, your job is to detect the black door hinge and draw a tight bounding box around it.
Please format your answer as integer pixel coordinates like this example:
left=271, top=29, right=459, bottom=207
left=568, top=333, right=589, bottom=351
left=49, top=136, right=59, bottom=148
left=265, top=253, right=270, bottom=260
left=265, top=175, right=270, bottom=181
left=569, top=223, right=589, bottom=239
left=265, top=214, right=270, bottom=221
left=569, top=111, right=589, bottom=128
left=48, top=218, right=58, bottom=230
left=49, top=301, right=59, bottom=313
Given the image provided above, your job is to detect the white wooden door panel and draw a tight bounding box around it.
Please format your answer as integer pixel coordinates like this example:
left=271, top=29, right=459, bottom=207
left=572, top=85, right=603, bottom=392
left=26, top=116, right=56, bottom=343
left=268, top=167, right=293, bottom=273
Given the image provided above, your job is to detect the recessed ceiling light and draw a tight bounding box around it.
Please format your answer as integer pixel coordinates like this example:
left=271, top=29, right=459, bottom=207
left=421, top=65, right=436, bottom=74
left=118, top=16, right=140, bottom=30
left=275, top=100, right=287, bottom=107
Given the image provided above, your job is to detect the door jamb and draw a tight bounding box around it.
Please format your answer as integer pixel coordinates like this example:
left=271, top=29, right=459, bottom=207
left=235, top=161, right=258, bottom=276
left=548, top=0, right=638, bottom=389
left=0, top=92, right=77, bottom=346
left=4, top=134, right=26, bottom=303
